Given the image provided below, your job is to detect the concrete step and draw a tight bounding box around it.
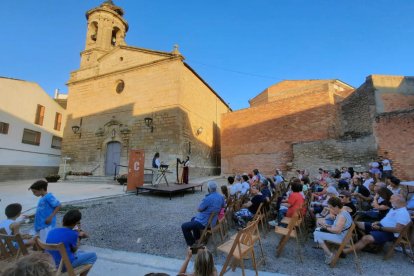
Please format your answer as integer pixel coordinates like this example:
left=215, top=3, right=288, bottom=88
left=64, top=175, right=118, bottom=184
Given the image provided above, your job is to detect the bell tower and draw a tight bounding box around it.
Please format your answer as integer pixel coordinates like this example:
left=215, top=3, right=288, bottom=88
left=80, top=0, right=129, bottom=68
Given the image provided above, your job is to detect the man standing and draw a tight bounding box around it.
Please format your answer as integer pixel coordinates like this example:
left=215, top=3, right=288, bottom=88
left=181, top=181, right=224, bottom=246
left=382, top=155, right=393, bottom=178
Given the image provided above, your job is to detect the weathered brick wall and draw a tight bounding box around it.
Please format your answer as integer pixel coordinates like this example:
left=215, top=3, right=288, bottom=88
left=221, top=88, right=340, bottom=176
left=0, top=166, right=58, bottom=182
left=292, top=135, right=377, bottom=176
left=340, top=78, right=376, bottom=137
left=380, top=94, right=414, bottom=113
left=374, top=109, right=414, bottom=180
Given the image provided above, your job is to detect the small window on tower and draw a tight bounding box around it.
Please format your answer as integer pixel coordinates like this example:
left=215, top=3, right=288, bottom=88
left=116, top=80, right=125, bottom=94
left=90, top=22, right=98, bottom=42
left=111, top=27, right=120, bottom=46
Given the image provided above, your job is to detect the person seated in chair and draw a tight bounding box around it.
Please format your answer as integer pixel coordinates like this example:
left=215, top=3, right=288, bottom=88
left=269, top=180, right=304, bottom=227
left=181, top=181, right=225, bottom=246
left=314, top=197, right=353, bottom=265
left=343, top=194, right=411, bottom=255
left=46, top=209, right=97, bottom=275
left=233, top=185, right=266, bottom=228
left=0, top=203, right=35, bottom=246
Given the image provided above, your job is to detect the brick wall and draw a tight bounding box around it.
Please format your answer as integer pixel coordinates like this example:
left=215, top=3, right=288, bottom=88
left=374, top=109, right=414, bottom=180
left=221, top=88, right=341, bottom=176
left=340, top=78, right=376, bottom=137
left=380, top=94, right=414, bottom=113
left=292, top=135, right=377, bottom=177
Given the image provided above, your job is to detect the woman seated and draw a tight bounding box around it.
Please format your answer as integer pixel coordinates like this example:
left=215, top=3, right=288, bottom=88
left=233, top=185, right=266, bottom=228
left=357, top=187, right=392, bottom=221
left=269, top=179, right=304, bottom=226
left=311, top=186, right=339, bottom=217
left=313, top=197, right=353, bottom=265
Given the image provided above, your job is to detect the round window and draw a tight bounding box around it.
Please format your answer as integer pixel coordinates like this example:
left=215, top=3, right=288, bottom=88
left=116, top=80, right=125, bottom=94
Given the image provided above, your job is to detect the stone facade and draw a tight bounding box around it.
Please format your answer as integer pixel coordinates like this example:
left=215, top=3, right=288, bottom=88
left=292, top=135, right=377, bottom=175
left=61, top=2, right=230, bottom=180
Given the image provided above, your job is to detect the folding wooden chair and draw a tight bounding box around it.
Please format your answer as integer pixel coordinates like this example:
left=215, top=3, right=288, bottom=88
left=0, top=228, right=29, bottom=263
left=281, top=203, right=307, bottom=242
left=252, top=203, right=267, bottom=237
left=227, top=216, right=266, bottom=266
left=198, top=212, right=224, bottom=251
left=274, top=212, right=302, bottom=262
left=384, top=221, right=414, bottom=261
left=35, top=237, right=93, bottom=276
left=325, top=222, right=360, bottom=271
left=218, top=220, right=261, bottom=276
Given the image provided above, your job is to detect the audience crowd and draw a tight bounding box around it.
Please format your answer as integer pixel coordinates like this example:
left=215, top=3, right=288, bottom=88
left=1, top=156, right=413, bottom=275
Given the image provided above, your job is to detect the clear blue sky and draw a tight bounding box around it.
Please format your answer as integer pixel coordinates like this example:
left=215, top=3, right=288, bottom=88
left=1, top=0, right=413, bottom=110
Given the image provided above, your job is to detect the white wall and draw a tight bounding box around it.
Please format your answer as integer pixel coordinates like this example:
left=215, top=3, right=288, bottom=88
left=0, top=77, right=66, bottom=167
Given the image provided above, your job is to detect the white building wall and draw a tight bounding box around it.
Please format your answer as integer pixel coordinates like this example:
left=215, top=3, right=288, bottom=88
left=0, top=77, right=66, bottom=180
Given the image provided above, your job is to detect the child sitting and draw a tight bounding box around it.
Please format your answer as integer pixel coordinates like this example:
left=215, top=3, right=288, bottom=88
left=46, top=209, right=97, bottom=273
left=28, top=180, right=61, bottom=241
left=0, top=203, right=35, bottom=246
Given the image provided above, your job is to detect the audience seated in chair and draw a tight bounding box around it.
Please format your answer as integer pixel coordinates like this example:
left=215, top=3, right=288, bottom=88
left=2, top=252, right=56, bottom=276
left=241, top=175, right=251, bottom=196
left=386, top=176, right=407, bottom=198
left=338, top=190, right=357, bottom=217
left=269, top=179, right=304, bottom=227
left=46, top=209, right=97, bottom=275
left=0, top=203, right=35, bottom=246
left=351, top=176, right=372, bottom=210
left=181, top=181, right=225, bottom=246
left=314, top=197, right=354, bottom=264
left=343, top=194, right=411, bottom=255
left=357, top=187, right=393, bottom=221
left=259, top=178, right=271, bottom=202
left=178, top=246, right=217, bottom=276
left=233, top=185, right=266, bottom=228
left=227, top=176, right=241, bottom=198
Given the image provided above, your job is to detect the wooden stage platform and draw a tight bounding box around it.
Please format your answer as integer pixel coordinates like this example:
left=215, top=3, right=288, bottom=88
left=136, top=183, right=204, bottom=200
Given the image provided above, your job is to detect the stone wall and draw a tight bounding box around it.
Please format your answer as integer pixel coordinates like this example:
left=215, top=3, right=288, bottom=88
left=340, top=77, right=376, bottom=137
left=292, top=135, right=377, bottom=177
left=0, top=166, right=58, bottom=182
left=63, top=55, right=229, bottom=181
left=374, top=109, right=414, bottom=180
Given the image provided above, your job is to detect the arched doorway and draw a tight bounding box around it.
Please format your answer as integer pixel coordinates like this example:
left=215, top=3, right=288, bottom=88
left=105, top=141, right=121, bottom=176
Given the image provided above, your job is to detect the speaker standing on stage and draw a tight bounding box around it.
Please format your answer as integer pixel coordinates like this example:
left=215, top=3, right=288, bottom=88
left=182, top=156, right=190, bottom=184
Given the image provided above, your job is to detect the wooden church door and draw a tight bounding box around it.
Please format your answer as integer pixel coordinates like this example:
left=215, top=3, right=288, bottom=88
left=105, top=141, right=121, bottom=176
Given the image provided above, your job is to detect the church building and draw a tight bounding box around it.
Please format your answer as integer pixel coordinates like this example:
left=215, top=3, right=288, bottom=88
left=61, top=1, right=231, bottom=179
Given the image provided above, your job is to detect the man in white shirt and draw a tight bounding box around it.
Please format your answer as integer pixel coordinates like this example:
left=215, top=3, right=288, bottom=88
left=274, top=170, right=284, bottom=185
left=343, top=194, right=411, bottom=254
left=382, top=157, right=393, bottom=178
left=362, top=171, right=374, bottom=190
left=228, top=176, right=242, bottom=197
left=241, top=175, right=250, bottom=195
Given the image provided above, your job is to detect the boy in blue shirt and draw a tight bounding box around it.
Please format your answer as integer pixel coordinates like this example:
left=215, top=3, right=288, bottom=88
left=46, top=209, right=97, bottom=275
left=28, top=180, right=61, bottom=242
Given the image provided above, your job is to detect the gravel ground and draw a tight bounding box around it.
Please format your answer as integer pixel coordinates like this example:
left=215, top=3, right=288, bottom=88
left=48, top=181, right=413, bottom=276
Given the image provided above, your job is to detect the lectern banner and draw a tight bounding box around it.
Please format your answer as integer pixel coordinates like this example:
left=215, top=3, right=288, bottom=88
left=127, top=149, right=145, bottom=191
